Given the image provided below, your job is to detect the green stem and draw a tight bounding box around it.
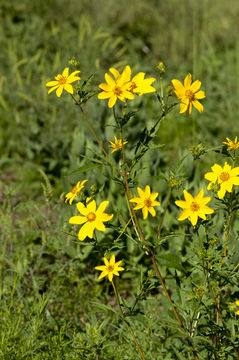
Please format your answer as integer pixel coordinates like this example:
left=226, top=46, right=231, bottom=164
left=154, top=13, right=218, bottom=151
left=112, top=280, right=146, bottom=360
left=222, top=212, right=232, bottom=265
left=119, top=126, right=186, bottom=333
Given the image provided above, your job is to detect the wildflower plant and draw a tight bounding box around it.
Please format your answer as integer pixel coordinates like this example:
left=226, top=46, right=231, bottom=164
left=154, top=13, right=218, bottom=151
left=45, top=60, right=239, bottom=359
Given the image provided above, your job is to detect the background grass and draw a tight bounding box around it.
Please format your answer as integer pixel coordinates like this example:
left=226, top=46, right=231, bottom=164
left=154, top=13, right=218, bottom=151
left=1, top=0, right=239, bottom=359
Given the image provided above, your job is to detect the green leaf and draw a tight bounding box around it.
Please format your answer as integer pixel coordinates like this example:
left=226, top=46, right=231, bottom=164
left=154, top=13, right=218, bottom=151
left=68, top=163, right=103, bottom=175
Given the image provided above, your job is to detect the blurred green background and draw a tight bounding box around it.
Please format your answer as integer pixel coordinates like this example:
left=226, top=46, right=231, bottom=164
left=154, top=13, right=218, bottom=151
left=1, top=0, right=239, bottom=358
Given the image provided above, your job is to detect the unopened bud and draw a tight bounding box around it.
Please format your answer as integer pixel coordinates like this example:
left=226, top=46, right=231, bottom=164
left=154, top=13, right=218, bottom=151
left=157, top=61, right=166, bottom=74
left=69, top=57, right=80, bottom=68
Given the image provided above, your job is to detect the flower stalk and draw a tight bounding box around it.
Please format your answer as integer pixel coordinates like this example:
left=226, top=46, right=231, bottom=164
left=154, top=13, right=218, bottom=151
left=112, top=280, right=147, bottom=360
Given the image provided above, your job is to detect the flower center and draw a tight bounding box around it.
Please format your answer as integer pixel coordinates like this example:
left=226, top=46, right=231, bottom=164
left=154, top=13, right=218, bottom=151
left=87, top=212, right=96, bottom=222
left=190, top=201, right=200, bottom=212
left=107, top=265, right=114, bottom=272
left=185, top=89, right=195, bottom=101
left=58, top=76, right=67, bottom=85
left=220, top=172, right=230, bottom=182
left=144, top=198, right=152, bottom=208
left=114, top=86, right=122, bottom=96
left=71, top=186, right=78, bottom=195
left=129, top=82, right=137, bottom=92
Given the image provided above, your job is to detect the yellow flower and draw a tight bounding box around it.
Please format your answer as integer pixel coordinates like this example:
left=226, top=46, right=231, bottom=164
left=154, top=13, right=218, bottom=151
left=175, top=189, right=214, bottom=226
left=223, top=137, right=239, bottom=150
left=122, top=65, right=156, bottom=95
left=69, top=198, right=113, bottom=241
left=109, top=136, right=128, bottom=153
left=111, top=65, right=156, bottom=95
left=95, top=254, right=124, bottom=282
left=235, top=300, right=239, bottom=315
left=46, top=67, right=80, bottom=97
left=172, top=73, right=205, bottom=114
left=204, top=162, right=239, bottom=199
left=98, top=67, right=134, bottom=108
left=65, top=180, right=88, bottom=205
left=129, top=185, right=161, bottom=220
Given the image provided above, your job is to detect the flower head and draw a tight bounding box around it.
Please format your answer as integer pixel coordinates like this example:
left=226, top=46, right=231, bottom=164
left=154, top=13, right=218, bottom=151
left=65, top=180, right=88, bottom=205
left=46, top=67, right=81, bottom=97
left=69, top=198, right=113, bottom=241
left=98, top=67, right=134, bottom=108
left=223, top=137, right=239, bottom=151
left=235, top=300, right=239, bottom=315
left=121, top=66, right=156, bottom=95
left=129, top=185, right=160, bottom=220
left=175, top=189, right=214, bottom=226
left=95, top=254, right=124, bottom=282
left=109, top=136, right=128, bottom=153
left=204, top=162, right=239, bottom=199
left=172, top=73, right=205, bottom=114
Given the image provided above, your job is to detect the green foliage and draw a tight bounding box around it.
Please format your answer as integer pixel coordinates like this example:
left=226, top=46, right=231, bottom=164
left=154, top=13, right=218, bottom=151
left=1, top=0, right=239, bottom=359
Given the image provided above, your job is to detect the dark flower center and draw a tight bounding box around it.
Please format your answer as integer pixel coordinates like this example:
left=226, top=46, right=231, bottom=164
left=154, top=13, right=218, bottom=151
left=220, top=172, right=230, bottom=182
left=144, top=198, right=152, bottom=208
left=87, top=212, right=96, bottom=222
left=129, top=82, right=137, bottom=92
left=71, top=186, right=78, bottom=195
left=114, top=86, right=122, bottom=96
left=190, top=202, right=200, bottom=212
left=185, top=89, right=195, bottom=101
left=107, top=265, right=114, bottom=272
left=58, top=76, right=67, bottom=85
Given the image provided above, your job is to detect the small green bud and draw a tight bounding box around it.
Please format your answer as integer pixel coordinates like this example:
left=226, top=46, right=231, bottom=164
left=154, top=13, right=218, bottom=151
left=156, top=61, right=166, bottom=74
left=169, top=176, right=182, bottom=189
left=210, top=183, right=220, bottom=193
left=69, top=57, right=80, bottom=68
left=90, top=184, right=98, bottom=194
left=147, top=269, right=154, bottom=278
left=190, top=143, right=206, bottom=160
left=166, top=85, right=174, bottom=96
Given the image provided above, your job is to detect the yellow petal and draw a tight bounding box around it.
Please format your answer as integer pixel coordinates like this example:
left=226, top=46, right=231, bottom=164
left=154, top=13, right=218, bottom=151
left=48, top=85, right=59, bottom=94
left=64, top=83, right=73, bottom=94
left=69, top=215, right=87, bottom=225
left=192, top=100, right=204, bottom=113
left=184, top=73, right=192, bottom=89
left=98, top=271, right=108, bottom=279
left=46, top=80, right=59, bottom=87
left=78, top=221, right=95, bottom=240
left=95, top=265, right=106, bottom=271
left=175, top=200, right=188, bottom=209
left=98, top=91, right=111, bottom=99
left=96, top=201, right=109, bottom=215
left=172, top=79, right=185, bottom=98
left=148, top=207, right=156, bottom=217
left=194, top=189, right=204, bottom=202
left=62, top=68, right=69, bottom=78
left=109, top=67, right=120, bottom=79
left=195, top=90, right=206, bottom=99
left=110, top=255, right=115, bottom=266
left=183, top=190, right=194, bottom=203
left=99, top=83, right=111, bottom=91
left=105, top=73, right=115, bottom=87
left=142, top=207, right=148, bottom=219
left=108, top=273, right=113, bottom=282
left=56, top=86, right=64, bottom=97
left=190, top=212, right=198, bottom=226
left=178, top=209, right=191, bottom=221
left=190, top=80, right=201, bottom=93
left=108, top=95, right=117, bottom=108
